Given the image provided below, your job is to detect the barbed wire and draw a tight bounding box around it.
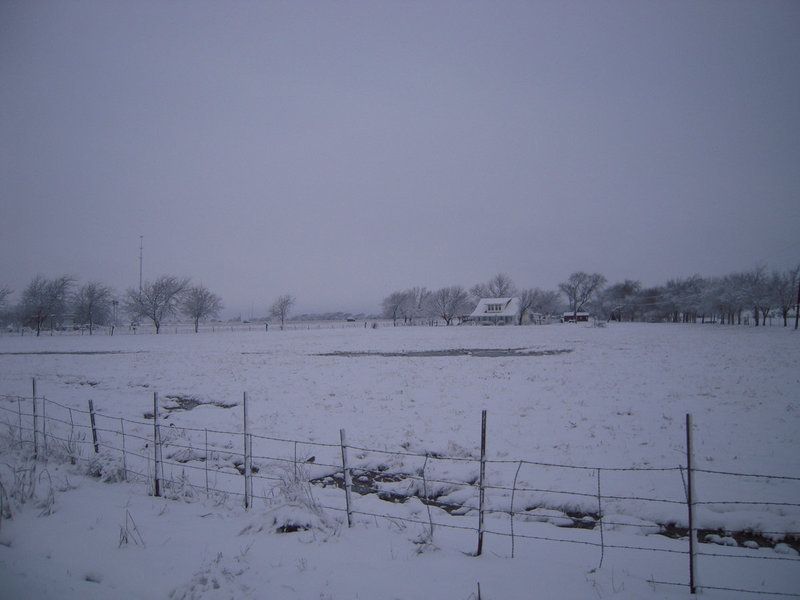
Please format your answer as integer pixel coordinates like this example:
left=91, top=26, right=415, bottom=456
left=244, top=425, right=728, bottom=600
left=3, top=390, right=799, bottom=600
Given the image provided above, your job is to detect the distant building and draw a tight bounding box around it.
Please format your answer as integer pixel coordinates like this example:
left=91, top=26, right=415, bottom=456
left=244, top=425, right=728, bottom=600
left=562, top=311, right=590, bottom=323
left=469, top=297, right=521, bottom=325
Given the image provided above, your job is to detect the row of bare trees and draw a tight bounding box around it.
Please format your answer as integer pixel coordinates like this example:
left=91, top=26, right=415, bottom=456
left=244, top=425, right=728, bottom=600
left=0, top=275, right=224, bottom=335
left=123, top=276, right=223, bottom=334
left=595, top=266, right=800, bottom=327
left=382, top=266, right=800, bottom=327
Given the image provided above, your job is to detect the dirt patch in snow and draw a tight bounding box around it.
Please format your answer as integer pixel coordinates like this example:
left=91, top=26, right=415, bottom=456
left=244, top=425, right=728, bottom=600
left=316, top=348, right=573, bottom=358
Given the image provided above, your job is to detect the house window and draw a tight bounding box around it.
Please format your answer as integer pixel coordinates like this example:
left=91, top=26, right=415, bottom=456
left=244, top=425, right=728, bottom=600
left=487, top=303, right=502, bottom=313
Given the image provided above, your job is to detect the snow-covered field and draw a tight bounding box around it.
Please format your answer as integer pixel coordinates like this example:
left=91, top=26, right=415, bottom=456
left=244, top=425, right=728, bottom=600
left=0, top=323, right=798, bottom=599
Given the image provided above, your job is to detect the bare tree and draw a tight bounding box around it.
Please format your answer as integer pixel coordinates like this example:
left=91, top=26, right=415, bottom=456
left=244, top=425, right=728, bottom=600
left=598, top=280, right=642, bottom=322
left=517, top=287, right=562, bottom=324
left=517, top=288, right=537, bottom=325
left=403, top=287, right=430, bottom=324
left=181, top=285, right=223, bottom=333
left=0, top=286, right=12, bottom=329
left=559, top=272, right=606, bottom=320
left=772, top=266, right=799, bottom=327
left=19, top=275, right=74, bottom=335
left=662, top=275, right=706, bottom=323
left=73, top=281, right=114, bottom=335
left=124, top=275, right=190, bottom=334
left=382, top=291, right=408, bottom=326
left=270, top=294, right=295, bottom=330
left=743, top=266, right=773, bottom=326
left=426, top=286, right=470, bottom=325
left=471, top=273, right=517, bottom=300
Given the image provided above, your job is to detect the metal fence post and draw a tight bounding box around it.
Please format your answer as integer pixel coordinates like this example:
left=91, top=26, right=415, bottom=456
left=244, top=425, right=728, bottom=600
left=153, top=392, right=160, bottom=497
left=686, top=413, right=696, bottom=594
left=88, top=400, right=99, bottom=453
left=243, top=392, right=249, bottom=510
left=477, top=409, right=487, bottom=556
left=340, top=428, right=353, bottom=527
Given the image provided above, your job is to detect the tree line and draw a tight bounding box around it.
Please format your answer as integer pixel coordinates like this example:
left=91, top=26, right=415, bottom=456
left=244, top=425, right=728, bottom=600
left=2, top=264, right=797, bottom=335
left=594, top=266, right=800, bottom=327
left=0, top=275, right=225, bottom=335
left=0, top=274, right=300, bottom=336
left=382, top=265, right=800, bottom=327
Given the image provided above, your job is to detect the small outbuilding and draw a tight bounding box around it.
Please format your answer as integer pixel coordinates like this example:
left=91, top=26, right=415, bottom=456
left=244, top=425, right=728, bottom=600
left=562, top=311, right=590, bottom=323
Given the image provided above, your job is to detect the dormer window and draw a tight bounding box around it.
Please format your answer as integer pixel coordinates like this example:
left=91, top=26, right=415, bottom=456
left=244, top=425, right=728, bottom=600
left=487, top=303, right=503, bottom=313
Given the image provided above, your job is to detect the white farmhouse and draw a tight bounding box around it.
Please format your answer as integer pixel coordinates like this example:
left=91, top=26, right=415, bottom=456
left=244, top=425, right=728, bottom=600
left=469, top=297, right=521, bottom=325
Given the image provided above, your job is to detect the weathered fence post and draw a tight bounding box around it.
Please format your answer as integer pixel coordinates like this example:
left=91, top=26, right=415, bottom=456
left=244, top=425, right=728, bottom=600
left=17, top=397, right=23, bottom=446
left=340, top=428, right=353, bottom=527
left=686, top=413, right=696, bottom=594
left=596, top=468, right=605, bottom=570
left=32, top=378, right=38, bottom=460
left=88, top=400, right=99, bottom=453
left=243, top=392, right=249, bottom=510
left=153, top=392, right=161, bottom=497
left=510, top=460, right=523, bottom=558
left=477, top=409, right=487, bottom=556
left=422, top=454, right=434, bottom=539
left=67, top=407, right=75, bottom=463
left=293, top=441, right=298, bottom=482
left=120, top=418, right=127, bottom=481
left=41, top=395, right=47, bottom=458
left=204, top=428, right=209, bottom=497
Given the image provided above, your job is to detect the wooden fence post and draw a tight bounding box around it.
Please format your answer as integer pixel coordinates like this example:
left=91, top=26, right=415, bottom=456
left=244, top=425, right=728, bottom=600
left=340, top=428, right=353, bottom=527
left=294, top=441, right=298, bottom=482
left=17, top=397, right=23, bottom=446
left=153, top=392, right=160, bottom=497
left=422, top=454, right=434, bottom=539
left=596, top=468, right=605, bottom=570
left=204, top=428, right=209, bottom=497
left=510, top=460, right=523, bottom=558
left=120, top=418, right=127, bottom=481
left=41, top=395, right=47, bottom=458
left=67, top=407, right=75, bottom=464
left=686, top=413, right=696, bottom=594
left=477, top=409, right=487, bottom=556
left=88, top=400, right=99, bottom=453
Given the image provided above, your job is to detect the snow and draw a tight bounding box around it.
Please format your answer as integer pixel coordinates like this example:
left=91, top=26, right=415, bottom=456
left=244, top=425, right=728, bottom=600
left=0, top=322, right=798, bottom=598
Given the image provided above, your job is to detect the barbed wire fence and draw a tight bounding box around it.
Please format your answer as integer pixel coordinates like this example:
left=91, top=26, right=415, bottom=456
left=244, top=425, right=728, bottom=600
left=1, top=382, right=798, bottom=598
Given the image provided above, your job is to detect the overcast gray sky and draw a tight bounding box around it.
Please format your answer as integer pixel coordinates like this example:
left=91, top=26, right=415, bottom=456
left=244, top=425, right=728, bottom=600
left=2, top=1, right=799, bottom=316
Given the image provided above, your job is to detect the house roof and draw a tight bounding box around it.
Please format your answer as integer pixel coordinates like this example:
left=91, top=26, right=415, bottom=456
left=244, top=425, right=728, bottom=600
left=470, top=297, right=520, bottom=318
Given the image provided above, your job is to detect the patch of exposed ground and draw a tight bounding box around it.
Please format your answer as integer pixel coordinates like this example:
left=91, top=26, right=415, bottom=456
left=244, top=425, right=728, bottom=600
left=316, top=348, right=573, bottom=358
left=310, top=468, right=800, bottom=552
left=143, top=394, right=238, bottom=418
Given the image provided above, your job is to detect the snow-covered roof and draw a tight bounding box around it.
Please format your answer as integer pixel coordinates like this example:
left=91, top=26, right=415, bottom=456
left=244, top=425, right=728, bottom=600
left=470, top=297, right=520, bottom=318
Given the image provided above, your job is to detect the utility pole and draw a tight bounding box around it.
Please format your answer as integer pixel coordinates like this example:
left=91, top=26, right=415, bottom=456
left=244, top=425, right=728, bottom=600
left=138, top=235, right=143, bottom=297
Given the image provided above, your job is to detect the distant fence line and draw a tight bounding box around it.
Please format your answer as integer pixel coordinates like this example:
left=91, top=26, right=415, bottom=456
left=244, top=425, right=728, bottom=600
left=1, top=384, right=798, bottom=598
left=3, top=313, right=797, bottom=338
left=1, top=319, right=393, bottom=337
